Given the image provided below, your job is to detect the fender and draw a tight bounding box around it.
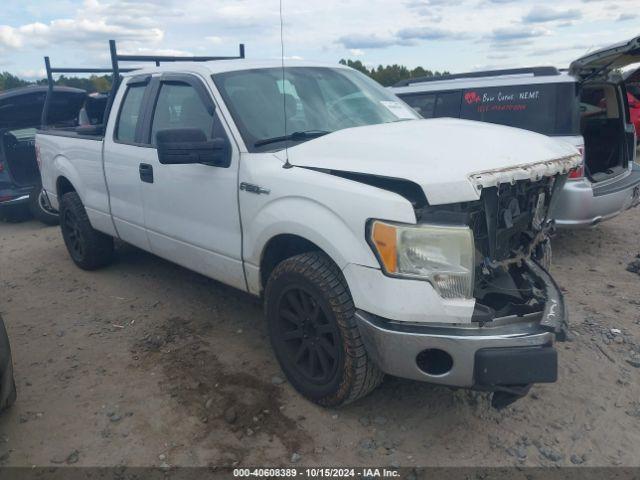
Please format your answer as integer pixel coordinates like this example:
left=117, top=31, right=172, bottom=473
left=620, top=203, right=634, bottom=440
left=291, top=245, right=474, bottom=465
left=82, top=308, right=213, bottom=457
left=240, top=163, right=417, bottom=295
left=53, top=155, right=84, bottom=203
left=244, top=197, right=376, bottom=295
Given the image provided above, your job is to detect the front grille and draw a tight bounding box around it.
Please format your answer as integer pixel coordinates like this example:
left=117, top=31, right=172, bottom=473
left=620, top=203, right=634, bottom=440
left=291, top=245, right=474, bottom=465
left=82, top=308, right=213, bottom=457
left=415, top=177, right=557, bottom=264
left=476, top=177, right=555, bottom=262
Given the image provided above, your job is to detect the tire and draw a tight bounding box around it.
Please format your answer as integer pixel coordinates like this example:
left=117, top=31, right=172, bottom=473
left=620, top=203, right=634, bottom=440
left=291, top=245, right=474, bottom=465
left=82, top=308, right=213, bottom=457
left=29, top=186, right=59, bottom=226
left=59, top=191, right=114, bottom=270
left=264, top=251, right=383, bottom=407
left=0, top=379, right=16, bottom=414
left=0, top=314, right=16, bottom=413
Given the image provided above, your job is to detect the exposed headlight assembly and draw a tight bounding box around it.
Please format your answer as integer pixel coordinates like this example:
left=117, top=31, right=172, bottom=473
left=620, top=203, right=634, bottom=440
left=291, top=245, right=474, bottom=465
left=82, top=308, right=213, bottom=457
left=368, top=220, right=475, bottom=299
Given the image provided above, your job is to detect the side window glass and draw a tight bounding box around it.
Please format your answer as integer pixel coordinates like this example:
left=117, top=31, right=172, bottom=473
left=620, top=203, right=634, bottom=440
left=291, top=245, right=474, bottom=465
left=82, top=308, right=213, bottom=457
left=150, top=82, right=216, bottom=146
left=115, top=84, right=147, bottom=142
left=401, top=94, right=436, bottom=118
left=434, top=91, right=462, bottom=118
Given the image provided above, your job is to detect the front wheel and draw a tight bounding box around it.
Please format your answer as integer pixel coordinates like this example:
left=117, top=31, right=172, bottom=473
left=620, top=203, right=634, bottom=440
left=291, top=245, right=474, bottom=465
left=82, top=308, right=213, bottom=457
left=59, top=191, right=114, bottom=270
left=264, top=252, right=383, bottom=407
left=29, top=186, right=59, bottom=226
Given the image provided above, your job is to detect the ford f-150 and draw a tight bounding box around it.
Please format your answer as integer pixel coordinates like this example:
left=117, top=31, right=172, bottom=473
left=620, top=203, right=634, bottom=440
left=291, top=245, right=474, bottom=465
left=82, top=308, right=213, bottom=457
left=37, top=44, right=581, bottom=408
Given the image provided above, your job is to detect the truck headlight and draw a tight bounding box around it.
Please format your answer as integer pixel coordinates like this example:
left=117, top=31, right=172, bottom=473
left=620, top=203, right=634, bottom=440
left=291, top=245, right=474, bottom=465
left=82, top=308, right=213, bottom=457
left=368, top=220, right=475, bottom=299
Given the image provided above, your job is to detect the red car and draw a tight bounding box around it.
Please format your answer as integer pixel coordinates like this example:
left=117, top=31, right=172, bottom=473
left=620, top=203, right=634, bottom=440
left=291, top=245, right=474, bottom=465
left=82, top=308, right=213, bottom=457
left=627, top=92, right=640, bottom=138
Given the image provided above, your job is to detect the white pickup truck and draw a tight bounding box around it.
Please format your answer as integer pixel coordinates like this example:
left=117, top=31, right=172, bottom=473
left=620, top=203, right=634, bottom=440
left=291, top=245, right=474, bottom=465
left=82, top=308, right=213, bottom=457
left=38, top=56, right=581, bottom=408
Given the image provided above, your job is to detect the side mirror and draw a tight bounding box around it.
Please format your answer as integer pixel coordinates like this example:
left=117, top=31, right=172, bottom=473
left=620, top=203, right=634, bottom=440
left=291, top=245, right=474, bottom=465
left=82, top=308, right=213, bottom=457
left=156, top=128, right=230, bottom=167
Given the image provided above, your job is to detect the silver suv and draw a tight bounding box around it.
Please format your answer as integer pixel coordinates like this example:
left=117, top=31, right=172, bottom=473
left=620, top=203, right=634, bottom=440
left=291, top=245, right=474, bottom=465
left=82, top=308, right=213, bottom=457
left=392, top=36, right=640, bottom=228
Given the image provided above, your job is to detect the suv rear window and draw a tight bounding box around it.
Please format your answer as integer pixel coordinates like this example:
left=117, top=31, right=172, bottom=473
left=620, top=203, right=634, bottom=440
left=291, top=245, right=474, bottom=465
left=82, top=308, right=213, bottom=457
left=401, top=83, right=580, bottom=136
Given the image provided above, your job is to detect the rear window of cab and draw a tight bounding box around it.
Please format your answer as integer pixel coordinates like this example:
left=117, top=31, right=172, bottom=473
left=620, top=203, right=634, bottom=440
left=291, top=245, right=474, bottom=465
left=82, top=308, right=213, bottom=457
left=400, top=83, right=581, bottom=136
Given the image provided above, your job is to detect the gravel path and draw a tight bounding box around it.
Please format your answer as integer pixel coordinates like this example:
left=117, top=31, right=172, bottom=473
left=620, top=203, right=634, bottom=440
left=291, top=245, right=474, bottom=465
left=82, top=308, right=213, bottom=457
left=0, top=207, right=639, bottom=467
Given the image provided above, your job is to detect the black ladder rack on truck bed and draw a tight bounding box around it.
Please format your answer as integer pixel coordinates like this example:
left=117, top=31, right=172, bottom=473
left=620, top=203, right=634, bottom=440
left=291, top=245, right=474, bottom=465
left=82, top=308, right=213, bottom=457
left=40, top=59, right=135, bottom=128
left=41, top=39, right=246, bottom=129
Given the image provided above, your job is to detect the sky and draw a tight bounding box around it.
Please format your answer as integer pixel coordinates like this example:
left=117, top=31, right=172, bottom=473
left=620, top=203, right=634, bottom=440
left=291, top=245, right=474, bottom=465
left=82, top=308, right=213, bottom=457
left=0, top=0, right=638, bottom=80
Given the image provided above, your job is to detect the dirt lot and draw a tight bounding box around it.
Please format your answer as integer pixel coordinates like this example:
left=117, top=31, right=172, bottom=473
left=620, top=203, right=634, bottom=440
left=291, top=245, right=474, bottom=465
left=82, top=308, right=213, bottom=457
left=0, top=207, right=639, bottom=468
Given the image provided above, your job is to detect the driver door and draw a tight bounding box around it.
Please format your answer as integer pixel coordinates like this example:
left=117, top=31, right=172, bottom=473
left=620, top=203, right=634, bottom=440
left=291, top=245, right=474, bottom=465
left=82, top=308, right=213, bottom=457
left=136, top=73, right=245, bottom=290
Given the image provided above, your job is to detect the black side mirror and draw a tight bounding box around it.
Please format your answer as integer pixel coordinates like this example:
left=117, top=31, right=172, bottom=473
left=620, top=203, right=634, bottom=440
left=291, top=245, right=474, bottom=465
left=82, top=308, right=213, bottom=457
left=156, top=128, right=230, bottom=167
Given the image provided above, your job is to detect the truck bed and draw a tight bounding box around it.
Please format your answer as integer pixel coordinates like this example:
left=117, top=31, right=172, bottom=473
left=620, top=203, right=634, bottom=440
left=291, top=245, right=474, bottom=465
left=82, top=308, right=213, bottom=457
left=37, top=125, right=106, bottom=142
left=36, top=129, right=114, bottom=235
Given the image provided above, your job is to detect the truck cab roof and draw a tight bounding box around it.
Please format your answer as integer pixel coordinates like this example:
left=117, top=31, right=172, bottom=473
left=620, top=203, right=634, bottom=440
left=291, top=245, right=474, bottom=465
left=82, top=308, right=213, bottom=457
left=120, top=59, right=349, bottom=79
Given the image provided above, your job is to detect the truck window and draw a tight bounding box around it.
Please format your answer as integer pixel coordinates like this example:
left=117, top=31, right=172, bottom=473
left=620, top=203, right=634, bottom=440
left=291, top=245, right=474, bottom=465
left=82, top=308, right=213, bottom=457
left=150, top=82, right=214, bottom=146
left=115, top=84, right=147, bottom=143
left=402, top=93, right=436, bottom=118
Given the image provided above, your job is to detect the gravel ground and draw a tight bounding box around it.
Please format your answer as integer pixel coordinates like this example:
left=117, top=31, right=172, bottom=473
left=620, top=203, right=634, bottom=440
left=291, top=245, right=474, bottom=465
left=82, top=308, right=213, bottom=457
left=0, top=206, right=639, bottom=468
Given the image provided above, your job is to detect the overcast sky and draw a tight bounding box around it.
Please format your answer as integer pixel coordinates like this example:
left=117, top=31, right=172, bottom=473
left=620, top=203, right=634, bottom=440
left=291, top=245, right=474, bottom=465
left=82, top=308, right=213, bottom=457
left=0, top=0, right=638, bottom=80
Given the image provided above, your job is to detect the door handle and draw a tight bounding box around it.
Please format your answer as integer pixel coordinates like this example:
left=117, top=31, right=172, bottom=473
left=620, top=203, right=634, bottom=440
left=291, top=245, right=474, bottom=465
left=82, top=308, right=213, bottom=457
left=139, top=163, right=154, bottom=183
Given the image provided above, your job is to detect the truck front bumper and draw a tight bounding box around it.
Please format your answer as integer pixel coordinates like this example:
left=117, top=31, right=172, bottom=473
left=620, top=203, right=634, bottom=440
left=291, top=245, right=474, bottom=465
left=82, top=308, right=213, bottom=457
left=355, top=261, right=565, bottom=390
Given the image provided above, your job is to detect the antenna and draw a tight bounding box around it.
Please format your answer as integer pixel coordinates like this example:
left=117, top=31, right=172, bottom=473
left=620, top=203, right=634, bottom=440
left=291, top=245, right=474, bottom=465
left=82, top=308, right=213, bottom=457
left=280, top=0, right=292, bottom=168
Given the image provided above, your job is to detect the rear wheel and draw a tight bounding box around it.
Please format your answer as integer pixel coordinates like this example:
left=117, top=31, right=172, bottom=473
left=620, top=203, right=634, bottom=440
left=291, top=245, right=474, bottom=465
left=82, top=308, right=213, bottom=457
left=29, top=186, right=59, bottom=226
left=60, top=191, right=114, bottom=270
left=265, top=252, right=383, bottom=406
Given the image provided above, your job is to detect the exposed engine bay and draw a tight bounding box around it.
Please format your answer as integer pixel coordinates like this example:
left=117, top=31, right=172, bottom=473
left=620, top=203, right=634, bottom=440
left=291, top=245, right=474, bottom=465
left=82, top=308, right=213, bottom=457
left=312, top=164, right=568, bottom=324
left=416, top=174, right=567, bottom=323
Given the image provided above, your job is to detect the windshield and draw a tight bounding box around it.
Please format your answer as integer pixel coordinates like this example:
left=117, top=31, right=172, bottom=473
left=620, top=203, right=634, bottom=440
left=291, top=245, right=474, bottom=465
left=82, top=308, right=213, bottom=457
left=213, top=67, right=418, bottom=152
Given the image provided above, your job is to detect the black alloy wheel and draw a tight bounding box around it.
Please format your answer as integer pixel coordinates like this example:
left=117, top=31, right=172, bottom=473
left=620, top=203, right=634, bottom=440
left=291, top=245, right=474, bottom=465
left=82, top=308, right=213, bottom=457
left=275, top=286, right=341, bottom=385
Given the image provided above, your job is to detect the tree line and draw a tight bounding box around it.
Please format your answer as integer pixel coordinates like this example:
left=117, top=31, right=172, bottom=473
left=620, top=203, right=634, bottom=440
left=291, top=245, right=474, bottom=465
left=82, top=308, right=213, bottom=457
left=0, top=71, right=112, bottom=93
left=339, top=59, right=449, bottom=87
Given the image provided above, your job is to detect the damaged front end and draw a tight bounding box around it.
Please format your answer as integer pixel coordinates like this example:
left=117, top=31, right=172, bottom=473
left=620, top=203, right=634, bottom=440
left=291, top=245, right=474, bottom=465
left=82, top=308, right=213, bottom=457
left=417, top=170, right=568, bottom=331
left=414, top=169, right=572, bottom=407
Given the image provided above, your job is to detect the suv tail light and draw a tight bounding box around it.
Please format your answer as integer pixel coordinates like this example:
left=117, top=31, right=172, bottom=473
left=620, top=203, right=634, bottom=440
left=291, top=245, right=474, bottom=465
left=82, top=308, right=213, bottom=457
left=568, top=146, right=584, bottom=180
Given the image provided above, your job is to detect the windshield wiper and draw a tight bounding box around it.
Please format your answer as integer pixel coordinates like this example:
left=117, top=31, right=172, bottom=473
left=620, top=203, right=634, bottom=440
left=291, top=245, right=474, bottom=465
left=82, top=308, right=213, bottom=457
left=254, top=130, right=330, bottom=148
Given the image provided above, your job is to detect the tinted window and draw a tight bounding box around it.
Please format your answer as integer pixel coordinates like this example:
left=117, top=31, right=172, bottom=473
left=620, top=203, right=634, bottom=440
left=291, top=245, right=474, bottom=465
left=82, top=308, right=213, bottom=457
left=115, top=84, right=146, bottom=143
left=402, top=93, right=436, bottom=117
left=434, top=91, right=462, bottom=117
left=459, top=83, right=580, bottom=135
left=150, top=82, right=215, bottom=145
left=399, top=91, right=461, bottom=118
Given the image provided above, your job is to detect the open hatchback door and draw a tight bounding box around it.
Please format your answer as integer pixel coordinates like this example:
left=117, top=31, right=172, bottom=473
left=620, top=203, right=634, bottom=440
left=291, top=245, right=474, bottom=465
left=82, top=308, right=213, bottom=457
left=570, top=35, right=640, bottom=80
left=0, top=86, right=86, bottom=224
left=0, top=86, right=86, bottom=131
left=568, top=35, right=640, bottom=184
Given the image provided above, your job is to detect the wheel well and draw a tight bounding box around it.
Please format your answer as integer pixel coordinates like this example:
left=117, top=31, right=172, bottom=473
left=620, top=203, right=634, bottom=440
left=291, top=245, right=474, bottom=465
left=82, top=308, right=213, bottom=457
left=260, top=234, right=321, bottom=290
left=56, top=176, right=76, bottom=197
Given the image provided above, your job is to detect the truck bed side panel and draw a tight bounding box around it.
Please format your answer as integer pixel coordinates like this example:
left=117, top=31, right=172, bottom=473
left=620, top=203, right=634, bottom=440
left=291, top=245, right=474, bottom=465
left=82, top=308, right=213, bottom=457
left=36, top=132, right=116, bottom=236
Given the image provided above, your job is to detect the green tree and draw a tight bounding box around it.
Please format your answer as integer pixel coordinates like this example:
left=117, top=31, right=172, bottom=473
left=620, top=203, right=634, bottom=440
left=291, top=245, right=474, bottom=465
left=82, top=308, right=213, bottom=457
left=0, top=72, right=30, bottom=91
left=339, top=59, right=449, bottom=87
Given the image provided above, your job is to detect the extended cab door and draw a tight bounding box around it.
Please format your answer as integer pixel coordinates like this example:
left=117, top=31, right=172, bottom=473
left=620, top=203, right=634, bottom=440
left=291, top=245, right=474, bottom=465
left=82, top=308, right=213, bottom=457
left=134, top=73, right=245, bottom=290
left=103, top=75, right=154, bottom=250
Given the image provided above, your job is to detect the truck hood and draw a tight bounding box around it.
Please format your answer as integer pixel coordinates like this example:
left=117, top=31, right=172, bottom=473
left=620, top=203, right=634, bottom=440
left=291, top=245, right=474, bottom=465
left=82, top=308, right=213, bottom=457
left=284, top=118, right=581, bottom=205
